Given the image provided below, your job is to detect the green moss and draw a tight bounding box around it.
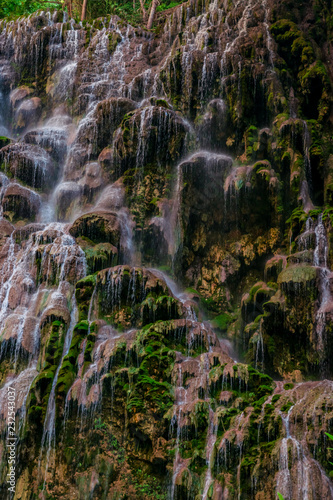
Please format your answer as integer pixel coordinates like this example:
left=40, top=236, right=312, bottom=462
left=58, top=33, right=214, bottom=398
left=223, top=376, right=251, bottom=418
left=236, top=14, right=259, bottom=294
left=107, top=31, right=121, bottom=53
left=278, top=265, right=317, bottom=285
left=75, top=274, right=97, bottom=321
left=283, top=382, right=294, bottom=390
left=0, top=136, right=10, bottom=148
left=76, top=274, right=97, bottom=287
left=211, top=313, right=233, bottom=331
left=83, top=243, right=118, bottom=274
left=281, top=401, right=294, bottom=412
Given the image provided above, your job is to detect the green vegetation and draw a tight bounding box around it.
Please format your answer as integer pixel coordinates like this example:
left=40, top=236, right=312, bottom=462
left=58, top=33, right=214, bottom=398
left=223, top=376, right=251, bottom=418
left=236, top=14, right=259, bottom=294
left=326, top=432, right=333, bottom=467
left=0, top=0, right=184, bottom=26
left=0, top=0, right=61, bottom=18
left=283, top=382, right=294, bottom=390
left=1, top=0, right=333, bottom=496
left=211, top=312, right=233, bottom=331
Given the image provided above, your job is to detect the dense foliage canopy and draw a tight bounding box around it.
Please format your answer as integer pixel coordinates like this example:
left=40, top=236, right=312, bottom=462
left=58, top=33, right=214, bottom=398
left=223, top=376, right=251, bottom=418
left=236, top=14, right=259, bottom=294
left=0, top=0, right=61, bottom=18
left=0, top=0, right=183, bottom=24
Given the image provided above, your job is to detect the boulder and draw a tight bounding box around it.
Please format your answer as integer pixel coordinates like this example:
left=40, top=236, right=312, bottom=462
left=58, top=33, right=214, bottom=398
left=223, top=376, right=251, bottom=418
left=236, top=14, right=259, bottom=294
left=77, top=238, right=118, bottom=275
left=12, top=223, right=46, bottom=244
left=264, top=255, right=287, bottom=282
left=94, top=182, right=125, bottom=212
left=23, top=126, right=68, bottom=163
left=77, top=161, right=103, bottom=200
left=277, top=264, right=318, bottom=292
left=54, top=182, right=83, bottom=221
left=35, top=232, right=86, bottom=286
left=2, top=183, right=41, bottom=222
left=0, top=218, right=14, bottom=254
left=197, top=99, right=228, bottom=149
left=95, top=266, right=184, bottom=328
left=69, top=211, right=121, bottom=246
left=40, top=283, right=72, bottom=326
left=14, top=97, right=42, bottom=132
left=10, top=86, right=33, bottom=109
left=0, top=313, right=39, bottom=356
left=173, top=152, right=233, bottom=271
left=0, top=143, right=55, bottom=189
left=64, top=97, right=137, bottom=180
left=112, top=105, right=190, bottom=177
left=223, top=160, right=280, bottom=230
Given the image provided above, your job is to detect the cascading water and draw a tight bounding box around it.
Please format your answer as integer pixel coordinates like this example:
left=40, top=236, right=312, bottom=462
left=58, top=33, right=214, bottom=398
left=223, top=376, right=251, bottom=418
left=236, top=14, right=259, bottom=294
left=276, top=385, right=333, bottom=500
left=202, top=407, right=218, bottom=499
left=38, top=293, right=79, bottom=488
left=170, top=363, right=187, bottom=500
left=0, top=223, right=86, bottom=482
left=254, top=318, right=264, bottom=371
left=313, top=214, right=333, bottom=361
left=0, top=3, right=332, bottom=499
left=151, top=268, right=198, bottom=321
left=296, top=213, right=333, bottom=374
left=0, top=88, right=9, bottom=136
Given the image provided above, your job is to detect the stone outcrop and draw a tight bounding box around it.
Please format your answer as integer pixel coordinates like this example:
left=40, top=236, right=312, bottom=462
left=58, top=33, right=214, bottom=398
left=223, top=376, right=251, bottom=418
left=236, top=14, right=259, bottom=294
left=0, top=142, right=56, bottom=189
left=2, top=183, right=41, bottom=221
left=0, top=1, right=332, bottom=498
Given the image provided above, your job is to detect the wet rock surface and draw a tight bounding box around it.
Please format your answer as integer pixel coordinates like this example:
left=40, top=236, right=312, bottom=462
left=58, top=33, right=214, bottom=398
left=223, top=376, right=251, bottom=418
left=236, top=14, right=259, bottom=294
left=0, top=1, right=332, bottom=498
left=0, top=142, right=56, bottom=189
left=2, top=183, right=41, bottom=221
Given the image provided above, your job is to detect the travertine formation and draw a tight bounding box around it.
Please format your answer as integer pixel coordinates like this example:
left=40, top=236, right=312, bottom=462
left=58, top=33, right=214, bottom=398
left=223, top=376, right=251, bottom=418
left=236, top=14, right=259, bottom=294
left=0, top=1, right=332, bottom=498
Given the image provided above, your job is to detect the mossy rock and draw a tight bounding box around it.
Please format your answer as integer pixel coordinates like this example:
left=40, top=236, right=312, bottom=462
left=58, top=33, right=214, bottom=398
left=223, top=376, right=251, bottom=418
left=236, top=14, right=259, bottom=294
left=96, top=266, right=182, bottom=328
left=69, top=211, right=121, bottom=246
left=0, top=136, right=10, bottom=148
left=277, top=265, right=317, bottom=289
left=75, top=274, right=97, bottom=321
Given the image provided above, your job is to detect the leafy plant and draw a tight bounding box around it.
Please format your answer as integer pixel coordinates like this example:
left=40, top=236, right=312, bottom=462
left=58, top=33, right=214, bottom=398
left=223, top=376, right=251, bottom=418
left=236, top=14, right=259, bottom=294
left=94, top=417, right=107, bottom=430
left=0, top=0, right=185, bottom=27
left=0, top=0, right=63, bottom=19
left=325, top=432, right=333, bottom=466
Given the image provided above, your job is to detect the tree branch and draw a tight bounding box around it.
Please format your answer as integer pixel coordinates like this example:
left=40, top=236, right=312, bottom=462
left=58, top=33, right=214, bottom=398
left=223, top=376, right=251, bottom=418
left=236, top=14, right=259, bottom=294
left=147, top=0, right=159, bottom=29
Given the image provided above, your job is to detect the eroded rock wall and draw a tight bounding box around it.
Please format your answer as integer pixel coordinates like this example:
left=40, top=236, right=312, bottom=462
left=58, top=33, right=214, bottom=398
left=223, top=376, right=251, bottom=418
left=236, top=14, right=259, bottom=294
left=0, top=1, right=333, bottom=498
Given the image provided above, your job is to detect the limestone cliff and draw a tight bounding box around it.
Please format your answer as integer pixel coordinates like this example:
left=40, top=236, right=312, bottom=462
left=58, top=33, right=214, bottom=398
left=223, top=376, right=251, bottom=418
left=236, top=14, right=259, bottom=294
left=0, top=1, right=333, bottom=498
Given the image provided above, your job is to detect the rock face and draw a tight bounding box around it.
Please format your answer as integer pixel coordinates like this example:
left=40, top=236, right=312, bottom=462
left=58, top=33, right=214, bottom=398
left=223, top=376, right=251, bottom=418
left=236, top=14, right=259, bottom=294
left=0, top=142, right=56, bottom=189
left=64, top=97, right=137, bottom=180
left=2, top=183, right=41, bottom=221
left=95, top=266, right=184, bottom=328
left=69, top=211, right=121, bottom=246
left=13, top=96, right=42, bottom=132
left=0, top=1, right=333, bottom=499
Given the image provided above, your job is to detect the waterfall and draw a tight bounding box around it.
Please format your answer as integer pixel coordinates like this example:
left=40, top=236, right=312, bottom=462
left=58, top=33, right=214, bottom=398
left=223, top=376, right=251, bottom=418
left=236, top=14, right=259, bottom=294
left=12, top=291, right=39, bottom=370
left=0, top=5, right=332, bottom=499
left=255, top=318, right=264, bottom=371
left=202, top=407, right=218, bottom=499
left=0, top=222, right=86, bottom=490
left=302, top=121, right=312, bottom=194
left=262, top=0, right=275, bottom=68
left=38, top=293, right=78, bottom=489
left=170, top=363, right=187, bottom=500
left=0, top=88, right=9, bottom=136
left=277, top=395, right=333, bottom=500
left=150, top=268, right=197, bottom=320
left=313, top=214, right=333, bottom=360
